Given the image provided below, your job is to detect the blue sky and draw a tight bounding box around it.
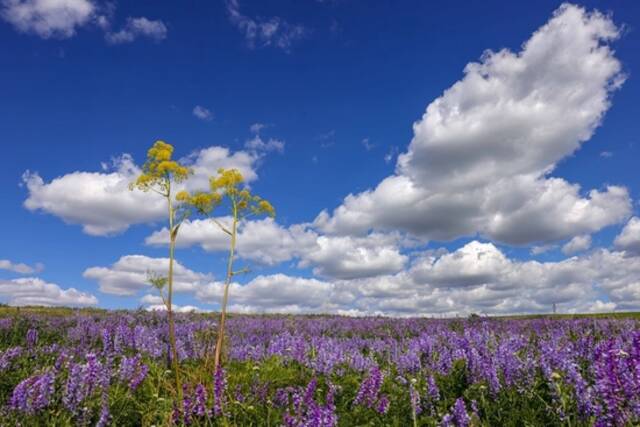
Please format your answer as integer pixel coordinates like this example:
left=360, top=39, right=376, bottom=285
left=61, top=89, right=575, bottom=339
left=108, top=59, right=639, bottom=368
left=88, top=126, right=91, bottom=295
left=1, top=0, right=640, bottom=315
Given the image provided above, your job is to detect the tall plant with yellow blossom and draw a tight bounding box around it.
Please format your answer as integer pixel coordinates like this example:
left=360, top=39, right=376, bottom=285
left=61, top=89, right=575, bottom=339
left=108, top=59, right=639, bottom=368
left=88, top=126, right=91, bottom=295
left=185, top=168, right=274, bottom=370
left=129, top=140, right=191, bottom=398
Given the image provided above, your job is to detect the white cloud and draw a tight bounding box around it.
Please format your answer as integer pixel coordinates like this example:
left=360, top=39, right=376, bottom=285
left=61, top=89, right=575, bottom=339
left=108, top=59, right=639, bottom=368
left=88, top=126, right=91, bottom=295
left=586, top=249, right=640, bottom=311
left=105, top=16, right=167, bottom=44
left=184, top=146, right=260, bottom=192
left=316, top=4, right=630, bottom=246
left=331, top=242, right=640, bottom=316
left=299, top=233, right=407, bottom=279
left=244, top=123, right=284, bottom=153
left=145, top=303, right=204, bottom=313
left=91, top=239, right=640, bottom=316
left=23, top=155, right=165, bottom=236
left=22, top=155, right=163, bottom=236
left=361, top=138, right=374, bottom=151
left=1, top=0, right=96, bottom=38
left=140, top=293, right=163, bottom=305
left=22, top=146, right=261, bottom=236
left=239, top=220, right=316, bottom=263
left=316, top=242, right=639, bottom=316
left=225, top=0, right=306, bottom=52
left=0, top=259, right=43, bottom=274
left=245, top=134, right=285, bottom=153
left=562, top=234, right=591, bottom=255
left=614, top=216, right=640, bottom=255
left=196, top=274, right=334, bottom=314
left=146, top=217, right=315, bottom=265
left=83, top=254, right=212, bottom=296
left=249, top=123, right=266, bottom=134
left=384, top=146, right=398, bottom=164
left=192, top=105, right=213, bottom=121
left=1, top=0, right=165, bottom=45
left=410, top=241, right=511, bottom=288
left=0, top=277, right=97, bottom=307
left=146, top=218, right=407, bottom=279
left=530, top=244, right=556, bottom=255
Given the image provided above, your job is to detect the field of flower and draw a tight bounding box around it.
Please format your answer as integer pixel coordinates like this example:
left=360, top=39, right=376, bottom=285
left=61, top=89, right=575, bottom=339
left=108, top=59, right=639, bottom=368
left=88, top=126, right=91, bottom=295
left=0, top=308, right=639, bottom=426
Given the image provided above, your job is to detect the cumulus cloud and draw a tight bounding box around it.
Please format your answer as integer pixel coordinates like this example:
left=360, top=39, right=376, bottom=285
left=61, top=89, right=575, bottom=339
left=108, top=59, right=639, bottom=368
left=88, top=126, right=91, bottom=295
left=562, top=234, right=591, bottom=255
left=530, top=244, right=556, bottom=255
left=0, top=277, right=97, bottom=307
left=298, top=233, right=407, bottom=279
left=316, top=4, right=630, bottom=246
left=88, top=239, right=640, bottom=316
left=22, top=146, right=261, bottom=236
left=1, top=0, right=166, bottom=45
left=105, top=16, right=167, bottom=44
left=22, top=155, right=164, bottom=236
left=184, top=146, right=260, bottom=192
left=333, top=242, right=640, bottom=316
left=1, top=0, right=96, bottom=38
left=145, top=303, right=205, bottom=313
left=140, top=293, right=163, bottom=305
left=147, top=217, right=315, bottom=264
left=146, top=218, right=407, bottom=279
left=196, top=274, right=334, bottom=314
left=0, top=259, right=43, bottom=274
left=614, top=216, right=640, bottom=255
left=199, top=242, right=640, bottom=315
left=192, top=105, right=213, bottom=121
left=225, top=0, right=306, bottom=52
left=83, top=254, right=212, bottom=295
left=410, top=241, right=512, bottom=288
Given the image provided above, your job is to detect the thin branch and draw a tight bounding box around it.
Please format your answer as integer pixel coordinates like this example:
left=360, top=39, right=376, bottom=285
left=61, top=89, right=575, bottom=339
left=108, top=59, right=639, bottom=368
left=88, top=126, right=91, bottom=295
left=241, top=211, right=255, bottom=220
left=175, top=210, right=190, bottom=230
left=149, top=187, right=167, bottom=197
left=231, top=266, right=250, bottom=277
left=212, top=218, right=232, bottom=236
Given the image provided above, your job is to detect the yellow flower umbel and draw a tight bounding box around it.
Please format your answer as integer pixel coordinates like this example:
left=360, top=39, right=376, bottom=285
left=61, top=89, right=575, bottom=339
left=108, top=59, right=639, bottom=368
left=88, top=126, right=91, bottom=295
left=186, top=168, right=275, bottom=371
left=129, top=140, right=192, bottom=401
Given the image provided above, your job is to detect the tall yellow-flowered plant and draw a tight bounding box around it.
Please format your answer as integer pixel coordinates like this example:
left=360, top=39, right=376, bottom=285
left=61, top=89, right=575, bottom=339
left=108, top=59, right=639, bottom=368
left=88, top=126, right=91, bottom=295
left=129, top=140, right=191, bottom=399
left=185, top=168, right=274, bottom=370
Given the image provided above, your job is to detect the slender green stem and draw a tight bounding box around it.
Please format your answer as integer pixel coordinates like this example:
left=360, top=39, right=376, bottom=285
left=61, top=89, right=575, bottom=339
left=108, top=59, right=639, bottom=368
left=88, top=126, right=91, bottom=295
left=214, top=199, right=238, bottom=370
left=166, top=184, right=182, bottom=403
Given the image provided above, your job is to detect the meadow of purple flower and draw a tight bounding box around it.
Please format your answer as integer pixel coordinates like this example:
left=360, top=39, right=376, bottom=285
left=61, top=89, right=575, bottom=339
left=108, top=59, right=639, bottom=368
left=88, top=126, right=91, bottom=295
left=0, top=309, right=639, bottom=426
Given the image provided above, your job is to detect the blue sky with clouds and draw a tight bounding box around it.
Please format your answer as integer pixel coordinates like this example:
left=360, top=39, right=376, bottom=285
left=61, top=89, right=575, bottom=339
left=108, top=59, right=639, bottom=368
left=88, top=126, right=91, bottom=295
left=1, top=0, right=640, bottom=315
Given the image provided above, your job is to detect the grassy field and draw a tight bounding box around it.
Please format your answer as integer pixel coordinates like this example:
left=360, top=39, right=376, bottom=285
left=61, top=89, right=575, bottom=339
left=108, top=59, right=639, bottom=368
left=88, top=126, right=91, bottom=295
left=1, top=306, right=639, bottom=425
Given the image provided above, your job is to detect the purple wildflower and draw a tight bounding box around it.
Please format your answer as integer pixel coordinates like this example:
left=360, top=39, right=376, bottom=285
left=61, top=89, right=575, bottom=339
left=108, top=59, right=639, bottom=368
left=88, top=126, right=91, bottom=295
left=0, top=346, right=22, bottom=372
left=452, top=398, right=471, bottom=427
left=193, top=383, right=209, bottom=417
left=213, top=366, right=227, bottom=417
left=353, top=365, right=384, bottom=409
left=376, top=394, right=390, bottom=414
left=9, top=371, right=56, bottom=414
left=26, top=328, right=38, bottom=349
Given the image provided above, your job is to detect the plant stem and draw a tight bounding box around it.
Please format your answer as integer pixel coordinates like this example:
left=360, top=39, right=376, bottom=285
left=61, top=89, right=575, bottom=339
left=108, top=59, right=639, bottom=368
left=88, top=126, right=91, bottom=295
left=214, top=202, right=238, bottom=370
left=167, top=189, right=182, bottom=403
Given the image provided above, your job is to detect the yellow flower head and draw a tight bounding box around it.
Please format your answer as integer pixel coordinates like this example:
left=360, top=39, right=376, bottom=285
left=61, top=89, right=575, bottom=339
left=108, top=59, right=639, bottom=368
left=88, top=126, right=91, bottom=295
left=130, top=140, right=192, bottom=194
left=211, top=168, right=244, bottom=192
